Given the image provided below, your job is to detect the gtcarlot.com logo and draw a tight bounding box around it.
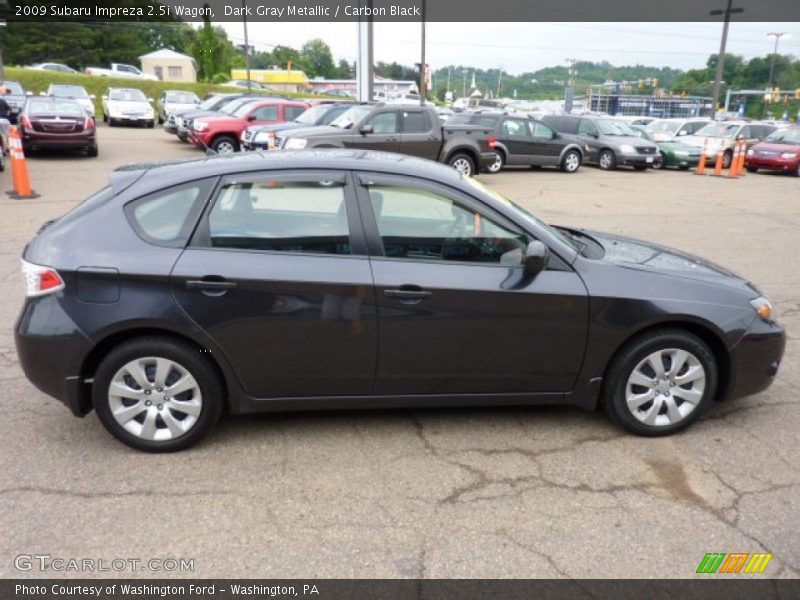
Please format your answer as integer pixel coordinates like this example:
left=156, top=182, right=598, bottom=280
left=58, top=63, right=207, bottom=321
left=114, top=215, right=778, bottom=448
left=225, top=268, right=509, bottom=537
left=696, top=552, right=772, bottom=574
left=14, top=554, right=194, bottom=573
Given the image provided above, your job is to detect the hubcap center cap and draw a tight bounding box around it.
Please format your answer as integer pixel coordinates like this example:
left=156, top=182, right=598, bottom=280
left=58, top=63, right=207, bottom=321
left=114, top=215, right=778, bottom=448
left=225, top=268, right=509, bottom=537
left=656, top=380, right=671, bottom=394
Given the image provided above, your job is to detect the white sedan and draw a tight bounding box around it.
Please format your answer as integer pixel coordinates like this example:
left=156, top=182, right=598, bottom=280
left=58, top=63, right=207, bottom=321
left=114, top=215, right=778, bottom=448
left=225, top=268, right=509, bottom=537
left=102, top=88, right=155, bottom=128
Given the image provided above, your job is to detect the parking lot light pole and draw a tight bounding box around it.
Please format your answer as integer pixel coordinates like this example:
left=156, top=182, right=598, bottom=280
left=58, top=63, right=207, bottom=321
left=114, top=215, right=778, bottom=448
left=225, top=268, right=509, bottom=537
left=766, top=32, right=787, bottom=90
left=710, top=0, right=743, bottom=119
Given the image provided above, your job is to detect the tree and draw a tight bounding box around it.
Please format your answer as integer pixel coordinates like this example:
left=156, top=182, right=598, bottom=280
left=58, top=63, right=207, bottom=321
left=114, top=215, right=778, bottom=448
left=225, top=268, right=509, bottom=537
left=300, top=39, right=336, bottom=78
left=189, top=9, right=240, bottom=81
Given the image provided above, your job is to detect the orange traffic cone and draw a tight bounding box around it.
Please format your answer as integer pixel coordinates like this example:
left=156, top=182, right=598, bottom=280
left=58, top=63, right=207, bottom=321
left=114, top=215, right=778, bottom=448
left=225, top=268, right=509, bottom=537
left=710, top=146, right=725, bottom=177
left=695, top=139, right=708, bottom=175
left=726, top=142, right=742, bottom=178
left=736, top=141, right=747, bottom=176
left=6, top=126, right=39, bottom=199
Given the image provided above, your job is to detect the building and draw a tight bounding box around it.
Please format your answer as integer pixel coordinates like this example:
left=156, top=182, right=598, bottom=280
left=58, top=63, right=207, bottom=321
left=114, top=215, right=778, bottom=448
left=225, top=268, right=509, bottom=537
left=230, top=69, right=310, bottom=93
left=308, top=76, right=417, bottom=96
left=139, top=49, right=198, bottom=83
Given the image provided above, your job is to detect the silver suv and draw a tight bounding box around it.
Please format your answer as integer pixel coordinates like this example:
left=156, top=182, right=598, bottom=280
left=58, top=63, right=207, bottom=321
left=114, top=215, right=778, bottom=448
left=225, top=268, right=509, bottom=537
left=543, top=115, right=661, bottom=170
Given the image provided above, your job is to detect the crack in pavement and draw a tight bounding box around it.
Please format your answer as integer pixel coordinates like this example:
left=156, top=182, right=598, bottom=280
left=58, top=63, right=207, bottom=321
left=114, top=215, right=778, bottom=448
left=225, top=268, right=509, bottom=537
left=0, top=486, right=236, bottom=499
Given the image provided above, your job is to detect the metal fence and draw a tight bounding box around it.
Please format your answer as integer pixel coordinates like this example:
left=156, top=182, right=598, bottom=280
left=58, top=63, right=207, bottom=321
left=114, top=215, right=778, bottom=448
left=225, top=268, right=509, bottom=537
left=585, top=90, right=713, bottom=118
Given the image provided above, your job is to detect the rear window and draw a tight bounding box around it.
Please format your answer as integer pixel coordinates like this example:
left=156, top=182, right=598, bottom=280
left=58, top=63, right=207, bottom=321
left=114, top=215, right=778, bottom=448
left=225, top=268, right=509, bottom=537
left=27, top=100, right=85, bottom=117
left=125, top=179, right=215, bottom=247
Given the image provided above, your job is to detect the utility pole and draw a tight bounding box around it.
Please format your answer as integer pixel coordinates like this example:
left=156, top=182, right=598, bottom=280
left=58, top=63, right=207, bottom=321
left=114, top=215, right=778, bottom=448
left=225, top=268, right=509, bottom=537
left=766, top=32, right=787, bottom=89
left=565, top=58, right=577, bottom=113
left=710, top=0, right=743, bottom=119
left=242, top=0, right=251, bottom=92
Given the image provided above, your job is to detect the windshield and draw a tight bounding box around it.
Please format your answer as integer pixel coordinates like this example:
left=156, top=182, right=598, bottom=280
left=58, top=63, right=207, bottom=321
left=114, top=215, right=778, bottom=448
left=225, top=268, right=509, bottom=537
left=463, top=177, right=580, bottom=253
left=597, top=120, right=636, bottom=136
left=3, top=82, right=24, bottom=95
left=295, top=104, right=330, bottom=124
left=28, top=100, right=84, bottom=117
left=109, top=89, right=146, bottom=102
left=49, top=85, right=88, bottom=98
left=199, top=95, right=225, bottom=110
left=695, top=123, right=739, bottom=138
left=165, top=92, right=199, bottom=104
left=645, top=120, right=680, bottom=134
left=765, top=128, right=800, bottom=144
left=220, top=97, right=254, bottom=115
left=330, top=105, right=373, bottom=128
left=233, top=101, right=262, bottom=118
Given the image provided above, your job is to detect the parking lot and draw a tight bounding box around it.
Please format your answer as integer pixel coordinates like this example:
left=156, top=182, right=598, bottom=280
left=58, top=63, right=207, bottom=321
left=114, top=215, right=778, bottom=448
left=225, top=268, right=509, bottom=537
left=0, top=124, right=797, bottom=579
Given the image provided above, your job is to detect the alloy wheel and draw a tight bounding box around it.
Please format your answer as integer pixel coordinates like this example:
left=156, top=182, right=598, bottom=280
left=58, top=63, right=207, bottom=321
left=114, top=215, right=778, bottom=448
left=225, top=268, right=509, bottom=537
left=564, top=152, right=580, bottom=172
left=451, top=157, right=473, bottom=176
left=487, top=152, right=504, bottom=173
left=215, top=141, right=236, bottom=154
left=108, top=357, right=202, bottom=442
left=624, top=348, right=706, bottom=427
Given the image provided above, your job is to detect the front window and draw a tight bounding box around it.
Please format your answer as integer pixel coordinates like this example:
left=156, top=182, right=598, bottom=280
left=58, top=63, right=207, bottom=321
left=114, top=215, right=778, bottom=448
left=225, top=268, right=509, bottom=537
left=233, top=101, right=263, bottom=118
left=330, top=105, right=373, bottom=128
left=765, top=128, right=800, bottom=144
left=208, top=180, right=351, bottom=255
left=49, top=86, right=88, bottom=98
left=694, top=123, right=739, bottom=138
left=3, top=82, right=24, bottom=95
left=109, top=89, right=147, bottom=102
left=220, top=97, right=256, bottom=115
left=368, top=185, right=527, bottom=265
left=367, top=112, right=399, bottom=133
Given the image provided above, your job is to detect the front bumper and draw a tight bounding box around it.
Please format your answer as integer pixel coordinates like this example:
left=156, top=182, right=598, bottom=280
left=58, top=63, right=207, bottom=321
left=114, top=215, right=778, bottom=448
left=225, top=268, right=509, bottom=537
left=15, top=296, right=94, bottom=417
left=727, top=317, right=786, bottom=401
left=618, top=152, right=662, bottom=168
left=163, top=123, right=178, bottom=134
left=746, top=156, right=800, bottom=172
left=666, top=154, right=701, bottom=168
left=109, top=115, right=153, bottom=125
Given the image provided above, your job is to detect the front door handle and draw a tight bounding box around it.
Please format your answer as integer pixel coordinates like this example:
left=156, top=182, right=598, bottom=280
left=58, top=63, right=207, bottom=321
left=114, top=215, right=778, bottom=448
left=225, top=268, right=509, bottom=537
left=186, top=278, right=237, bottom=296
left=384, top=286, right=432, bottom=304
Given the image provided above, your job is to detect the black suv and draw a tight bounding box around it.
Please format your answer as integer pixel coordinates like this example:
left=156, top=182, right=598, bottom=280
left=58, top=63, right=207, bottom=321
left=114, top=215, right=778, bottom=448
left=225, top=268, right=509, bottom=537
left=450, top=112, right=586, bottom=174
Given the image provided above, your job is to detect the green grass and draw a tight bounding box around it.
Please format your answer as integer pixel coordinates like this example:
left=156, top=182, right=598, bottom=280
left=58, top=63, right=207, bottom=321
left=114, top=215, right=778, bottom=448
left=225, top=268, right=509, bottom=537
left=3, top=66, right=315, bottom=114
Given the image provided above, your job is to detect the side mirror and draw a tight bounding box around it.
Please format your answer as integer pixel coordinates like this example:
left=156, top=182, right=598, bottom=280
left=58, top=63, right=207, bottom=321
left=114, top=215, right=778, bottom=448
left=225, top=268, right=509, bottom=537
left=359, top=123, right=374, bottom=134
left=551, top=130, right=559, bottom=139
left=677, top=130, right=688, bottom=136
left=89, top=94, right=96, bottom=100
left=148, top=97, right=154, bottom=103
left=523, top=241, right=549, bottom=276
left=247, top=114, right=257, bottom=121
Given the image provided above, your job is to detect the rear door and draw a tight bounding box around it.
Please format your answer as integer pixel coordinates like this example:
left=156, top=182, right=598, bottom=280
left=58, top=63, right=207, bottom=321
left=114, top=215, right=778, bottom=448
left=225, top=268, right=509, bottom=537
left=399, top=109, right=439, bottom=161
left=499, top=117, right=536, bottom=165
left=529, top=120, right=563, bottom=166
left=171, top=171, right=378, bottom=399
left=355, top=173, right=588, bottom=395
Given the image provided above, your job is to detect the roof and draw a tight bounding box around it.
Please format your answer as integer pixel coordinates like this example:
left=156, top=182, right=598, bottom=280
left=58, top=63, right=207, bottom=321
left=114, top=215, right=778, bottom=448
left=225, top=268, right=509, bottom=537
left=231, top=69, right=309, bottom=85
left=139, top=49, right=194, bottom=60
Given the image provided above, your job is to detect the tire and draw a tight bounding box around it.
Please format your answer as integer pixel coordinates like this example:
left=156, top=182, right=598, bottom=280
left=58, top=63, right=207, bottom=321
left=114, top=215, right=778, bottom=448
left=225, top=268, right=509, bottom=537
left=86, top=144, right=98, bottom=158
left=602, top=329, right=718, bottom=437
left=678, top=165, right=691, bottom=171
left=92, top=337, right=224, bottom=452
left=0, top=151, right=4, bottom=172
left=633, top=165, right=648, bottom=171
left=651, top=152, right=666, bottom=170
left=722, top=150, right=733, bottom=170
left=598, top=149, right=616, bottom=170
left=108, top=118, right=116, bottom=127
left=448, top=152, right=475, bottom=177
left=486, top=150, right=505, bottom=174
left=211, top=135, right=239, bottom=154
left=796, top=164, right=800, bottom=178
left=560, top=149, right=581, bottom=173
left=147, top=120, right=155, bottom=129
left=746, top=166, right=758, bottom=174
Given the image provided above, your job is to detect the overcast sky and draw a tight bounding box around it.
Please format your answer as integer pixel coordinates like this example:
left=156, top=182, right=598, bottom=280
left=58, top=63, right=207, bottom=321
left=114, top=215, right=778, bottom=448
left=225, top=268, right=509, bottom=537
left=218, top=21, right=800, bottom=74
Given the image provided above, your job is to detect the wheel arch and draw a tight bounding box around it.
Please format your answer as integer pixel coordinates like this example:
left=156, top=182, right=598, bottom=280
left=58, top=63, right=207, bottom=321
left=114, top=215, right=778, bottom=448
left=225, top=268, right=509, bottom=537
left=599, top=319, right=732, bottom=404
left=558, top=144, right=584, bottom=162
left=443, top=146, right=479, bottom=167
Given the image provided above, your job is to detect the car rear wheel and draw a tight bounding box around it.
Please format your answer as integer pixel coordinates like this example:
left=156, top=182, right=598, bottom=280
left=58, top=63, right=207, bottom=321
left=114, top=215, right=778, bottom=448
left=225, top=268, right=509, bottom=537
left=598, top=149, right=616, bottom=170
left=93, top=337, right=224, bottom=452
left=211, top=135, right=239, bottom=154
left=86, top=144, right=98, bottom=158
left=560, top=150, right=581, bottom=173
left=448, top=153, right=475, bottom=177
left=486, top=151, right=505, bottom=174
left=602, top=329, right=717, bottom=436
left=746, top=166, right=758, bottom=173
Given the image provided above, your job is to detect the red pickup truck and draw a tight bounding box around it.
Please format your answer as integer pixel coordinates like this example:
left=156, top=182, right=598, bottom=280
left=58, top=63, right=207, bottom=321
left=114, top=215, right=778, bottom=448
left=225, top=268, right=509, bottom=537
left=189, top=98, right=309, bottom=153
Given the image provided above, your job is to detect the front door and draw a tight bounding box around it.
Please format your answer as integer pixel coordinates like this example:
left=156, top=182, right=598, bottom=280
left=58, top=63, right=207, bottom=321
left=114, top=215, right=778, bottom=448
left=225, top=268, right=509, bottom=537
left=355, top=174, right=589, bottom=396
left=344, top=110, right=401, bottom=153
left=529, top=121, right=563, bottom=166
left=171, top=171, right=378, bottom=399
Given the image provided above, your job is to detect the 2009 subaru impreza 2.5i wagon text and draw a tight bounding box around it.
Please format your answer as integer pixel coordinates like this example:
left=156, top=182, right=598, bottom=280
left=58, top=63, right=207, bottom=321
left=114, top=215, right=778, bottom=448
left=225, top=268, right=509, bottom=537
left=15, top=150, right=785, bottom=452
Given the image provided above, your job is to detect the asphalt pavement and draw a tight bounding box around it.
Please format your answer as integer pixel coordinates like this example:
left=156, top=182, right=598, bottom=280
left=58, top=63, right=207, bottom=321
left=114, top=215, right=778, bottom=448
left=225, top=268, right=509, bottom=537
left=0, top=124, right=797, bottom=578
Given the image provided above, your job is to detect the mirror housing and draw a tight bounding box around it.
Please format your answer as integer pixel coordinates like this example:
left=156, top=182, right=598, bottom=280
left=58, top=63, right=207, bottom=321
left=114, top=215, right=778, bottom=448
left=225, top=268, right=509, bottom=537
left=523, top=241, right=549, bottom=276
left=551, top=130, right=559, bottom=139
left=677, top=129, right=688, bottom=136
left=359, top=123, right=374, bottom=134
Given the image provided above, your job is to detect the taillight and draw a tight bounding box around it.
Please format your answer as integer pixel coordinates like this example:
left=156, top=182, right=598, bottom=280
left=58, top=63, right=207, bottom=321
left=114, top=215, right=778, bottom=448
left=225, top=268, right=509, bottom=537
left=487, top=135, right=497, bottom=150
left=21, top=115, right=32, bottom=129
left=85, top=116, right=95, bottom=130
left=21, top=260, right=65, bottom=297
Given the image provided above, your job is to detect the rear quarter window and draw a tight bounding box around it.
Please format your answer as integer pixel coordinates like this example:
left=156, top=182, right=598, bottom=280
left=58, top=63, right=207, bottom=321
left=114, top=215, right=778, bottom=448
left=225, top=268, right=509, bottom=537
left=125, top=179, right=216, bottom=247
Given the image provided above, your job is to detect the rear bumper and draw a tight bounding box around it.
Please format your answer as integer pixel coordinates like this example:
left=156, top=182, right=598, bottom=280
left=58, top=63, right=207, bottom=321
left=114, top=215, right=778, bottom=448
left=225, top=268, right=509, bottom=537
left=15, top=296, right=94, bottom=417
left=22, top=135, right=95, bottom=151
left=478, top=151, right=497, bottom=169
left=727, top=317, right=786, bottom=401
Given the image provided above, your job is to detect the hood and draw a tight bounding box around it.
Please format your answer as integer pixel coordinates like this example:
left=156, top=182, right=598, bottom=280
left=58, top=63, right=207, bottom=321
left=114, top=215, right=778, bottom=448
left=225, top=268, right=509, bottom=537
left=195, top=115, right=243, bottom=126
left=107, top=100, right=152, bottom=112
left=681, top=135, right=732, bottom=149
left=658, top=140, right=701, bottom=153
left=749, top=141, right=800, bottom=154
left=605, top=135, right=656, bottom=147
left=650, top=131, right=679, bottom=142
left=164, top=102, right=199, bottom=114
left=585, top=229, right=757, bottom=294
left=282, top=125, right=346, bottom=139
left=3, top=94, right=27, bottom=105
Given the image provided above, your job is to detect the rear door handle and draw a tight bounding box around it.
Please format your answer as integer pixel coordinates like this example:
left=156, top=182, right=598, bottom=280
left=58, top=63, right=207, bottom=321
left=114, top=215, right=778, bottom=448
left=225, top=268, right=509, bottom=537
left=384, top=287, right=432, bottom=304
left=186, top=278, right=237, bottom=295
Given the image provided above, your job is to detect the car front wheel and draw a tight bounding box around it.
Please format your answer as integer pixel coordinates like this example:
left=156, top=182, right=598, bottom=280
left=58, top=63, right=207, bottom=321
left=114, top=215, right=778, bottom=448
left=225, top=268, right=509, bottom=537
left=602, top=329, right=718, bottom=436
left=212, top=135, right=239, bottom=154
left=598, top=149, right=616, bottom=170
left=652, top=152, right=666, bottom=169
left=93, top=337, right=224, bottom=452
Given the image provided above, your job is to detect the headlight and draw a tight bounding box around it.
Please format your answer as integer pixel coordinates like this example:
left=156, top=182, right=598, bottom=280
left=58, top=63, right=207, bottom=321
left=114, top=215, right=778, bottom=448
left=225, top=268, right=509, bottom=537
left=193, top=121, right=209, bottom=132
left=619, top=144, right=635, bottom=153
left=781, top=152, right=797, bottom=159
left=750, top=296, right=777, bottom=322
left=746, top=149, right=754, bottom=156
left=674, top=150, right=689, bottom=156
left=254, top=131, right=274, bottom=144
left=284, top=138, right=307, bottom=150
